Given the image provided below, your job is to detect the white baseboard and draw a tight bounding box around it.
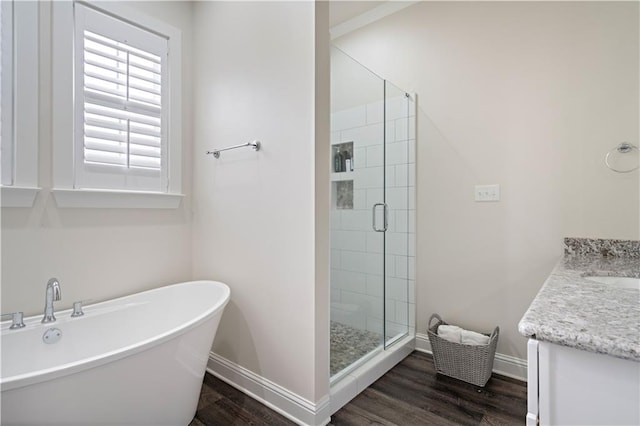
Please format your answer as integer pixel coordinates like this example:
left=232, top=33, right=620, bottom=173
left=206, top=352, right=331, bottom=426
left=415, top=332, right=528, bottom=382
left=206, top=336, right=416, bottom=425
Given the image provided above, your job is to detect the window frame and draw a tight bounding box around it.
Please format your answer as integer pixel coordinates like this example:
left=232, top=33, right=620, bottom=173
left=0, top=0, right=40, bottom=208
left=1, top=0, right=14, bottom=186
left=52, top=0, right=183, bottom=209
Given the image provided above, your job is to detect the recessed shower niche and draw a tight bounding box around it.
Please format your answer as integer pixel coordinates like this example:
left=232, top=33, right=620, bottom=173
left=332, top=180, right=353, bottom=210
left=332, top=141, right=354, bottom=173
left=331, top=141, right=354, bottom=210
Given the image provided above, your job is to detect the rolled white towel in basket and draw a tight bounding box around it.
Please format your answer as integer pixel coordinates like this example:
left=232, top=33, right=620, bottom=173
left=461, top=329, right=490, bottom=345
left=438, top=325, right=490, bottom=345
left=437, top=325, right=462, bottom=343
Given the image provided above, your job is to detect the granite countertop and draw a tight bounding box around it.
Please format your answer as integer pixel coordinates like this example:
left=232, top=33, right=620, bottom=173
left=518, top=239, right=640, bottom=362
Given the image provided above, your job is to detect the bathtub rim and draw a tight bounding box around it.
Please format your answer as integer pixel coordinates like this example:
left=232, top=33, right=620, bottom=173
left=1, top=280, right=230, bottom=392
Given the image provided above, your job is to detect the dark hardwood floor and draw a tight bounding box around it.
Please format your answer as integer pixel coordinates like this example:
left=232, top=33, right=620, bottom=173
left=189, top=373, right=295, bottom=426
left=331, top=351, right=527, bottom=425
left=190, top=351, right=527, bottom=425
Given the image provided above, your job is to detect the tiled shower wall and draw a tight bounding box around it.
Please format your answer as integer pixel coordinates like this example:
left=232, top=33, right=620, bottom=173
left=330, top=95, right=416, bottom=339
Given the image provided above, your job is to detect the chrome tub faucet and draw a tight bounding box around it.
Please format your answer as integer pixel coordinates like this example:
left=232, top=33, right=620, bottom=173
left=42, top=278, right=61, bottom=323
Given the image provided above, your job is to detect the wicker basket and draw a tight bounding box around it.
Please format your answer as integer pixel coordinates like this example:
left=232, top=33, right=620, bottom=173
left=427, top=313, right=499, bottom=387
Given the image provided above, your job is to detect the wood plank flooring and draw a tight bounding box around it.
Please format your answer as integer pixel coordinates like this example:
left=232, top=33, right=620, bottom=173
left=189, top=373, right=295, bottom=426
left=331, top=351, right=527, bottom=425
left=190, top=351, right=527, bottom=425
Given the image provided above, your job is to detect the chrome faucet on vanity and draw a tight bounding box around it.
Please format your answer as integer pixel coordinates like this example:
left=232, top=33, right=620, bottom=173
left=42, top=278, right=61, bottom=323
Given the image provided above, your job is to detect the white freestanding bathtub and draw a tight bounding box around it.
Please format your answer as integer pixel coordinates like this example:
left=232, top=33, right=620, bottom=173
left=1, top=280, right=230, bottom=426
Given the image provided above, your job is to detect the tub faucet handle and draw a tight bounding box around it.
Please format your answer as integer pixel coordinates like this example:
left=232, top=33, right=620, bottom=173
left=71, top=299, right=91, bottom=317
left=1, top=311, right=26, bottom=329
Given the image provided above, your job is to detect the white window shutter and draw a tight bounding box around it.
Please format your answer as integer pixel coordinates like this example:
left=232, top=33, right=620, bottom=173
left=1, top=0, right=14, bottom=186
left=74, top=3, right=168, bottom=192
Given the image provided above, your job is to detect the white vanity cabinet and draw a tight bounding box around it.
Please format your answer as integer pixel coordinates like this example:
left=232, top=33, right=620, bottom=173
left=527, top=339, right=640, bottom=425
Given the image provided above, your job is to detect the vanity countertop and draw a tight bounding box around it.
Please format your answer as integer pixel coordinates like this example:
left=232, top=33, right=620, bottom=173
left=518, top=246, right=640, bottom=362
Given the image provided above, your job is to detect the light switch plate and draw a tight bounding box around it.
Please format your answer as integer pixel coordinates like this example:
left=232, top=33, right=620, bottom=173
left=475, top=184, right=500, bottom=202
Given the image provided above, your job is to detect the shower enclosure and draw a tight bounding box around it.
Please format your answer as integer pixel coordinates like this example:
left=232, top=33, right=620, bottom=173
left=330, top=47, right=415, bottom=381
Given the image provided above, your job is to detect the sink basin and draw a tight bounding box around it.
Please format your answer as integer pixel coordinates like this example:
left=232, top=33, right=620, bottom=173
left=584, top=275, right=640, bottom=290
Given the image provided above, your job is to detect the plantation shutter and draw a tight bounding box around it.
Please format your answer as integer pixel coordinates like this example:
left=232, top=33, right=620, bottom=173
left=1, top=0, right=14, bottom=186
left=74, top=4, right=168, bottom=192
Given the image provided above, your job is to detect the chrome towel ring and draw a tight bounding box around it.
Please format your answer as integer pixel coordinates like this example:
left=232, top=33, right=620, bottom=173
left=605, top=142, right=639, bottom=173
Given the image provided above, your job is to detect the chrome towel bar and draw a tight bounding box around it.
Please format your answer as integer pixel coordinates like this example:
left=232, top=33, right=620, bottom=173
left=206, top=140, right=261, bottom=159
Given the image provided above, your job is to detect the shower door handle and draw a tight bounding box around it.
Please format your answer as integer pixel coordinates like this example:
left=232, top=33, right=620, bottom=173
left=372, top=203, right=388, bottom=232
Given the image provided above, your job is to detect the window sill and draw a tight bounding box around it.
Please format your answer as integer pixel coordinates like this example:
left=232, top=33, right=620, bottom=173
left=1, top=186, right=40, bottom=207
left=52, top=189, right=184, bottom=209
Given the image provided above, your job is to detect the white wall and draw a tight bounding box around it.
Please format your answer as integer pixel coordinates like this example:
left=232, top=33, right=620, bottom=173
left=1, top=2, right=193, bottom=316
left=334, top=1, right=640, bottom=361
left=191, top=1, right=329, bottom=403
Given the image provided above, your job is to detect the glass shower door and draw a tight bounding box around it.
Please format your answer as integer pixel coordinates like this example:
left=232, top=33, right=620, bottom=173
left=330, top=47, right=385, bottom=378
left=330, top=47, right=414, bottom=380
left=383, top=81, right=412, bottom=347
